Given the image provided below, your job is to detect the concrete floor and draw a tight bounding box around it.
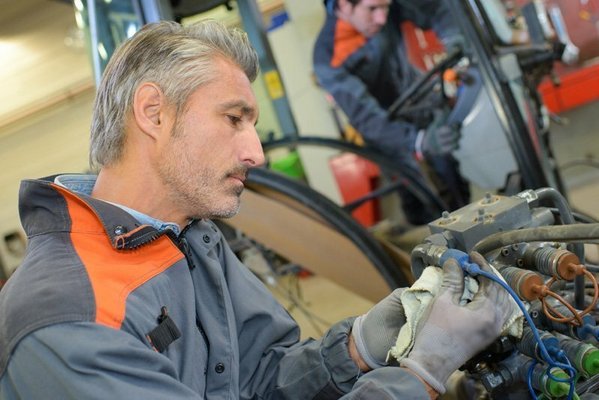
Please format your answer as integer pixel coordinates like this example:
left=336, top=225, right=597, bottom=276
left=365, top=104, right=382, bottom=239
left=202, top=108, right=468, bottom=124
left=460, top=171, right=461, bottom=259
left=553, top=101, right=599, bottom=220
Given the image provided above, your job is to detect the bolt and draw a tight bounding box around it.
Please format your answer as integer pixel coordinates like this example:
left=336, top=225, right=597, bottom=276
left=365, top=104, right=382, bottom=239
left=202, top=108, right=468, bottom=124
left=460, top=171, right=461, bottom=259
left=476, top=208, right=486, bottom=222
left=438, top=211, right=455, bottom=226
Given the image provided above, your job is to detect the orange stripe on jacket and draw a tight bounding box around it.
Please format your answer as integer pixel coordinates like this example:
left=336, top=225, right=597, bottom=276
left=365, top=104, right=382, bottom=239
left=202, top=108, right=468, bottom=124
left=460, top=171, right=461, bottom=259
left=54, top=184, right=184, bottom=329
left=331, top=19, right=367, bottom=68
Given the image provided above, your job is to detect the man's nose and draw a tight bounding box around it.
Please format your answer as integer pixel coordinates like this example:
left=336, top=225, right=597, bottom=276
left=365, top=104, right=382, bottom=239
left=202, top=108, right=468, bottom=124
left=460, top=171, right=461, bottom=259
left=241, top=126, right=265, bottom=168
left=373, top=9, right=388, bottom=26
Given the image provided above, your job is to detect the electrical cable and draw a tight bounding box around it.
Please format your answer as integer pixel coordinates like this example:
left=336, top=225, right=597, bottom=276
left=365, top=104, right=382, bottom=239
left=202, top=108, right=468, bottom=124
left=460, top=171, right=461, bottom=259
left=468, top=263, right=578, bottom=399
left=269, top=278, right=332, bottom=336
left=528, top=360, right=539, bottom=400
left=525, top=360, right=577, bottom=400
left=442, top=250, right=579, bottom=399
left=541, top=269, right=599, bottom=326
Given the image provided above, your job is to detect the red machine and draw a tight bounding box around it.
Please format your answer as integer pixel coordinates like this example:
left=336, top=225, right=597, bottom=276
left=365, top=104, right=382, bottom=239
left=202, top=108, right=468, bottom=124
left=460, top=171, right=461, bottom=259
left=536, top=0, right=599, bottom=113
left=402, top=1, right=599, bottom=114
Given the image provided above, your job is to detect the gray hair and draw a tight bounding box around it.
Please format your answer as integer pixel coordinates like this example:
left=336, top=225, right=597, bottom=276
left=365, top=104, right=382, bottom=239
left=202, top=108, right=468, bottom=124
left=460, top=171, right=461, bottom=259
left=89, top=19, right=259, bottom=170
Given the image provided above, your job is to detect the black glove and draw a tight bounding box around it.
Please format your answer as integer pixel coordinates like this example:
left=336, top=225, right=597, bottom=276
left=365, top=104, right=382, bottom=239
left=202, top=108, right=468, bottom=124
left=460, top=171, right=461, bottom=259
left=441, top=34, right=466, bottom=55
left=415, top=112, right=461, bottom=158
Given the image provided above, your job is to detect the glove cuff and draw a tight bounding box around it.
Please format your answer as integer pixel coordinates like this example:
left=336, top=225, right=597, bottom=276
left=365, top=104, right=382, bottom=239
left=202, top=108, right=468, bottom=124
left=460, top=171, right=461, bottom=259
left=352, top=315, right=385, bottom=370
left=414, top=129, right=426, bottom=161
left=399, top=358, right=446, bottom=394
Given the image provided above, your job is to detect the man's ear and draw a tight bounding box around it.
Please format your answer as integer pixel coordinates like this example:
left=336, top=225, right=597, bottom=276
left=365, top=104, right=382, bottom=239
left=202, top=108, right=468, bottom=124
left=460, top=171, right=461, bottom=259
left=133, top=82, right=167, bottom=140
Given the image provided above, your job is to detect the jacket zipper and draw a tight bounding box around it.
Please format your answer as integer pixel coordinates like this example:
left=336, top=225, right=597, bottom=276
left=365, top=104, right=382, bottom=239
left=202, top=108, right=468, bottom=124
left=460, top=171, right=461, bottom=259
left=167, top=222, right=197, bottom=270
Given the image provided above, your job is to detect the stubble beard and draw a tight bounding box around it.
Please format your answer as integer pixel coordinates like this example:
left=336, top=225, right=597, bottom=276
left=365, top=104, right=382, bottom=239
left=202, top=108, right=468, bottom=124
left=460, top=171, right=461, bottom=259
left=157, top=135, right=245, bottom=221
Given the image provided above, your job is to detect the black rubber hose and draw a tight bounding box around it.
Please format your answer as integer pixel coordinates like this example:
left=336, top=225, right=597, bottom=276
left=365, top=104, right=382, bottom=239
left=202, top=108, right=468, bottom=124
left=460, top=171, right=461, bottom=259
left=262, top=136, right=447, bottom=213
left=536, top=188, right=583, bottom=257
left=535, top=187, right=585, bottom=308
left=473, top=223, right=599, bottom=256
left=549, top=208, right=598, bottom=224
left=246, top=167, right=412, bottom=288
left=388, top=48, right=463, bottom=118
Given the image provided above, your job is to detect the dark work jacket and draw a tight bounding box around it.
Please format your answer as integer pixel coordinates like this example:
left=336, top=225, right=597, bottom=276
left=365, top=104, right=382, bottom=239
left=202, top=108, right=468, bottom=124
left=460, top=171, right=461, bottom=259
left=313, top=0, right=459, bottom=162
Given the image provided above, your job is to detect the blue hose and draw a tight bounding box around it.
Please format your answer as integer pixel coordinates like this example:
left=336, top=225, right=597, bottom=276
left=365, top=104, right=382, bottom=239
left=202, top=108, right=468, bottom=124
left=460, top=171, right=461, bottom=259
left=440, top=249, right=578, bottom=399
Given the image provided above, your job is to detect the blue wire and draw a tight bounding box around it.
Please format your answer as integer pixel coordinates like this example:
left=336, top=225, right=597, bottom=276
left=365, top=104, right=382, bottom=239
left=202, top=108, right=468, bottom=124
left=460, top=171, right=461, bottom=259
left=443, top=250, right=579, bottom=399
left=527, top=360, right=539, bottom=400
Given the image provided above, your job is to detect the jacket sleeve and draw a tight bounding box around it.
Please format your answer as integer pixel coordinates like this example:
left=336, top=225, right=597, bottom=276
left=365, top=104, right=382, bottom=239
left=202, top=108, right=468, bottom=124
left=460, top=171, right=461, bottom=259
left=241, top=317, right=432, bottom=399
left=313, top=57, right=418, bottom=162
left=223, top=234, right=427, bottom=399
left=0, top=322, right=203, bottom=400
left=342, top=367, right=433, bottom=399
left=282, top=321, right=433, bottom=400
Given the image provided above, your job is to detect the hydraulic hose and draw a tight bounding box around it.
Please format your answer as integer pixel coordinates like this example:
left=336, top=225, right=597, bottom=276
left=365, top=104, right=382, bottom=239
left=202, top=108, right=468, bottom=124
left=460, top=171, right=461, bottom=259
left=472, top=222, right=599, bottom=309
left=472, top=223, right=599, bottom=257
left=535, top=187, right=584, bottom=261
left=535, top=187, right=586, bottom=308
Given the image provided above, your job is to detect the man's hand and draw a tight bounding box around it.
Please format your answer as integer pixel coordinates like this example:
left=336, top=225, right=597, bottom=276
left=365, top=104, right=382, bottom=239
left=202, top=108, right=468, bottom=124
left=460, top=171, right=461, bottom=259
left=415, top=109, right=461, bottom=158
left=416, top=124, right=461, bottom=158
left=351, top=288, right=406, bottom=370
left=400, top=257, right=518, bottom=394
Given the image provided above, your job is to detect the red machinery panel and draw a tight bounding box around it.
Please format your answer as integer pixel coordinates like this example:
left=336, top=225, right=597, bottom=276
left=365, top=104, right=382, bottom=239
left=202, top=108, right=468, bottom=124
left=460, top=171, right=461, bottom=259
left=401, top=21, right=446, bottom=72
left=534, top=0, right=599, bottom=113
left=402, top=2, right=599, bottom=113
left=329, top=153, right=381, bottom=227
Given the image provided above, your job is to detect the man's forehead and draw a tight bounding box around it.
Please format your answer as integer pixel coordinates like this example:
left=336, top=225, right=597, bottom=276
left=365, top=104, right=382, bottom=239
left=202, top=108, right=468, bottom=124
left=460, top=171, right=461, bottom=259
left=218, top=99, right=259, bottom=118
left=219, top=99, right=256, bottom=112
left=358, top=0, right=391, bottom=7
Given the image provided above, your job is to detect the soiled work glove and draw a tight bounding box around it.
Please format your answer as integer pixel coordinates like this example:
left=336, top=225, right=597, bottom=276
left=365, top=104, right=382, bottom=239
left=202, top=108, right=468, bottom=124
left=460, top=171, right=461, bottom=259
left=415, top=110, right=461, bottom=158
left=352, top=288, right=406, bottom=369
left=400, top=257, right=517, bottom=394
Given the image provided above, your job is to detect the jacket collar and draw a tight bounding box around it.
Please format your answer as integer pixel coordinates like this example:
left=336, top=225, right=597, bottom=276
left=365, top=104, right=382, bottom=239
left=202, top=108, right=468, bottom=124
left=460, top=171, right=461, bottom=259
left=19, top=175, right=172, bottom=250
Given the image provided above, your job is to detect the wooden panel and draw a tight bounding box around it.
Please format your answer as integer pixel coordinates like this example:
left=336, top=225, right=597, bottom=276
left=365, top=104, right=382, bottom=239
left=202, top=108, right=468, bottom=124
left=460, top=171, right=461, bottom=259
left=229, top=189, right=392, bottom=303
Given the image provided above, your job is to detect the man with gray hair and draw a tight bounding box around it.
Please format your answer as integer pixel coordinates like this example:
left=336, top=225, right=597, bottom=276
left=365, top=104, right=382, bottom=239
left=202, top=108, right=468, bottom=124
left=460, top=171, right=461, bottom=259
left=0, top=19, right=515, bottom=399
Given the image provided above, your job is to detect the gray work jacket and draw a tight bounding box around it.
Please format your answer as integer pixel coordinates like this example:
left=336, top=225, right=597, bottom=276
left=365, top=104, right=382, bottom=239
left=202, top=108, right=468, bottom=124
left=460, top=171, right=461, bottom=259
left=0, top=175, right=429, bottom=399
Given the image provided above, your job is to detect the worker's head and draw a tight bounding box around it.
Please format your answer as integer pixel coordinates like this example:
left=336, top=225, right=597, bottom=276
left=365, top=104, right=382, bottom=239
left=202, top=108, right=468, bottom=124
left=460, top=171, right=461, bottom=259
left=90, top=20, right=265, bottom=220
left=334, top=0, right=391, bottom=38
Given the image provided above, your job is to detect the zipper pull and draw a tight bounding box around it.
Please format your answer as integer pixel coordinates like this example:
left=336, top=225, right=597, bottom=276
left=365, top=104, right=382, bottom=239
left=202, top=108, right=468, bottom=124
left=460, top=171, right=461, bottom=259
left=178, top=237, right=197, bottom=270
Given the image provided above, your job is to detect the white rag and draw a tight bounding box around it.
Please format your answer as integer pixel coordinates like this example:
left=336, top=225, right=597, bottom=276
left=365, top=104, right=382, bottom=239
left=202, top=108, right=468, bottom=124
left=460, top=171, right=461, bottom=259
left=388, top=265, right=524, bottom=362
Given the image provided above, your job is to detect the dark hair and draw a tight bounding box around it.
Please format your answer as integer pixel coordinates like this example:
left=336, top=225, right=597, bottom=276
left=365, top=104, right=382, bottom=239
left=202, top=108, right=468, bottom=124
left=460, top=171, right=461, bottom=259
left=324, top=0, right=362, bottom=13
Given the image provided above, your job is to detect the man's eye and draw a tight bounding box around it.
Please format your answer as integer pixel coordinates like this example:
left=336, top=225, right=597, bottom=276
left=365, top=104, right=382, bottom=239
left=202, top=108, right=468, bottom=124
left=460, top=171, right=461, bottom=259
left=227, top=115, right=242, bottom=125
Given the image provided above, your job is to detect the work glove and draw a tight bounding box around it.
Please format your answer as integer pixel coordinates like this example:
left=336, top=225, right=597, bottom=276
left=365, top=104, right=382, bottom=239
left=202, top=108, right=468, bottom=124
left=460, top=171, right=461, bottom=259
left=415, top=110, right=461, bottom=158
left=352, top=288, right=406, bottom=369
left=442, top=34, right=466, bottom=55
left=400, top=256, right=518, bottom=394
